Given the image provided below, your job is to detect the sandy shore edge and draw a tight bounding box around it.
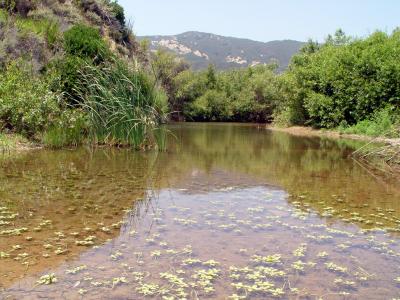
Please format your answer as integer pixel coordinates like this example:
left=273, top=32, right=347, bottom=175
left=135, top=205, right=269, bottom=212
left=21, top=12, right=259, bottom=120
left=267, top=126, right=400, bottom=147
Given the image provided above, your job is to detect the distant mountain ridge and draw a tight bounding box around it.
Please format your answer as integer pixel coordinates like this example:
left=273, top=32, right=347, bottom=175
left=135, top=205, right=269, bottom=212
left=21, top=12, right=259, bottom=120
left=139, top=31, right=305, bottom=71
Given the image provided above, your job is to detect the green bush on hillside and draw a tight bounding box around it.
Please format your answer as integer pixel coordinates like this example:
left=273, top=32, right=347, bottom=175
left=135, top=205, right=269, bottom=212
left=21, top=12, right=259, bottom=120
left=57, top=55, right=88, bottom=104
left=0, top=0, right=36, bottom=17
left=14, top=17, right=61, bottom=49
left=63, top=24, right=108, bottom=61
left=0, top=3, right=169, bottom=149
left=107, top=0, right=125, bottom=26
left=60, top=24, right=109, bottom=104
left=0, top=61, right=60, bottom=136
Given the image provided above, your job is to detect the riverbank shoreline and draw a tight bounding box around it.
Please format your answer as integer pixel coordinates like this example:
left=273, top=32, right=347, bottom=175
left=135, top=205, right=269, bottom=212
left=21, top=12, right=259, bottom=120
left=268, top=125, right=400, bottom=176
left=2, top=124, right=400, bottom=153
left=267, top=125, right=400, bottom=147
left=0, top=134, right=42, bottom=153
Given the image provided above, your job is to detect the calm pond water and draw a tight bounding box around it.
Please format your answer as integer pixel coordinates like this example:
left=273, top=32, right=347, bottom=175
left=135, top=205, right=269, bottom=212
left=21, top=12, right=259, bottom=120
left=1, top=123, right=400, bottom=299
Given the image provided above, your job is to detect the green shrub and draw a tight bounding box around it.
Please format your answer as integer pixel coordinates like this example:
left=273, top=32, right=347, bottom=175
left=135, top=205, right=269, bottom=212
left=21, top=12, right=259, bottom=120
left=107, top=0, right=125, bottom=26
left=188, top=90, right=231, bottom=121
left=63, top=24, right=108, bottom=61
left=0, top=133, right=29, bottom=151
left=340, top=106, right=400, bottom=137
left=57, top=55, right=89, bottom=104
left=15, top=17, right=61, bottom=48
left=44, top=20, right=60, bottom=49
left=175, top=70, right=208, bottom=107
left=273, top=73, right=308, bottom=126
left=0, top=8, right=7, bottom=21
left=150, top=49, right=190, bottom=111
left=304, top=92, right=342, bottom=128
left=85, top=10, right=102, bottom=25
left=0, top=61, right=60, bottom=136
left=285, top=29, right=400, bottom=128
left=175, top=65, right=281, bottom=122
left=1, top=0, right=35, bottom=17
left=60, top=24, right=110, bottom=104
left=43, top=109, right=87, bottom=148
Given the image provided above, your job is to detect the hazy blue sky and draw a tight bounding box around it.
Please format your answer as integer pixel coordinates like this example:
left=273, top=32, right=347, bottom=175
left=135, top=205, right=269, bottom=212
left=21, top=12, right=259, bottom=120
left=118, top=0, right=399, bottom=42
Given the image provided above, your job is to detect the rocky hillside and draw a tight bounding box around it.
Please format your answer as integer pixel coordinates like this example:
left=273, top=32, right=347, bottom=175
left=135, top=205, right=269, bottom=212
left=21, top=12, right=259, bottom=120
left=0, top=0, right=144, bottom=72
left=140, top=31, right=304, bottom=71
left=0, top=0, right=166, bottom=149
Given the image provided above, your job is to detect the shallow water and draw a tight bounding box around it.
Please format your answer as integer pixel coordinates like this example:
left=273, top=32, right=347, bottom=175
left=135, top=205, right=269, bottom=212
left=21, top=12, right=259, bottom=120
left=1, top=123, right=400, bottom=299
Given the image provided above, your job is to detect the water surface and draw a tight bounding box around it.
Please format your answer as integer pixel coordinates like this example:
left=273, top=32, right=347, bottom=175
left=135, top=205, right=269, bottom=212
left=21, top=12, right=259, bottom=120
left=1, top=123, right=400, bottom=299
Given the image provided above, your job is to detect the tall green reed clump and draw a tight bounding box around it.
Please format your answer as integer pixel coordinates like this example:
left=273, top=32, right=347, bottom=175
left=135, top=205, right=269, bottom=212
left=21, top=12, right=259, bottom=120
left=77, top=60, right=168, bottom=149
left=42, top=109, right=87, bottom=148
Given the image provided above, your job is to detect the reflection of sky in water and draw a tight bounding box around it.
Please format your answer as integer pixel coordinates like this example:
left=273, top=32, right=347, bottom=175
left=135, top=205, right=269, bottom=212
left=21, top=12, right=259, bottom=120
left=4, top=186, right=400, bottom=299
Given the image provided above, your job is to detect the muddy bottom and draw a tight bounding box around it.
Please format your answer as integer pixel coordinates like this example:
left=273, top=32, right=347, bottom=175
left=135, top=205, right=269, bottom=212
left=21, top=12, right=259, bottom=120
left=1, top=123, right=400, bottom=299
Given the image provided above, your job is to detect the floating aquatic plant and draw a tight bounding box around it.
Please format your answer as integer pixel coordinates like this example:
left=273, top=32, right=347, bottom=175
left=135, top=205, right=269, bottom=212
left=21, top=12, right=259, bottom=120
left=159, top=241, right=168, bottom=248
left=78, top=289, right=87, bottom=295
left=110, top=250, right=123, bottom=260
left=43, top=244, right=53, bottom=249
left=1, top=228, right=28, bottom=236
left=228, top=294, right=246, bottom=300
left=136, top=283, right=160, bottom=296
left=173, top=218, right=198, bottom=226
left=325, top=262, right=348, bottom=274
left=192, top=268, right=220, bottom=293
left=203, top=260, right=220, bottom=267
left=112, top=277, right=128, bottom=287
left=293, top=244, right=307, bottom=258
left=54, top=248, right=68, bottom=255
left=317, top=251, right=329, bottom=259
left=37, top=273, right=57, bottom=285
left=160, top=272, right=188, bottom=288
left=66, top=265, right=87, bottom=275
left=251, top=254, right=282, bottom=265
left=334, top=278, right=356, bottom=288
left=292, top=260, right=306, bottom=272
left=91, top=281, right=103, bottom=287
left=182, top=258, right=202, bottom=266
left=12, top=245, right=22, bottom=250
left=150, top=250, right=161, bottom=258
left=132, top=272, right=145, bottom=282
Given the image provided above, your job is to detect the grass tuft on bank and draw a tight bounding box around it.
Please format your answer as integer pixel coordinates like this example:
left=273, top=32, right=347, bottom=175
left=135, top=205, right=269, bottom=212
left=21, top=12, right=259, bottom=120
left=76, top=60, right=168, bottom=149
left=338, top=107, right=400, bottom=138
left=0, top=133, right=31, bottom=152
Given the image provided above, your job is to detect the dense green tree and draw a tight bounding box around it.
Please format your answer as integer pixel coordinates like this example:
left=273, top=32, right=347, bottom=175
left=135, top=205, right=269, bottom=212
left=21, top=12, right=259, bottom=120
left=281, top=29, right=400, bottom=128
left=206, top=64, right=217, bottom=89
left=172, top=64, right=282, bottom=122
left=151, top=49, right=190, bottom=119
left=107, top=0, right=125, bottom=26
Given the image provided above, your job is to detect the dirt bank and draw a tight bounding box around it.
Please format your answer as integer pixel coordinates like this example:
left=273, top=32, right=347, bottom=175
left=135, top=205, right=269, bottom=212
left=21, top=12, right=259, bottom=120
left=267, top=126, right=400, bottom=147
left=0, top=134, right=42, bottom=153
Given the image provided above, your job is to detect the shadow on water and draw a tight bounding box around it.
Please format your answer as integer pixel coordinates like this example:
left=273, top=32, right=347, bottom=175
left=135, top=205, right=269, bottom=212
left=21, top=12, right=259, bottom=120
left=1, top=123, right=400, bottom=299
